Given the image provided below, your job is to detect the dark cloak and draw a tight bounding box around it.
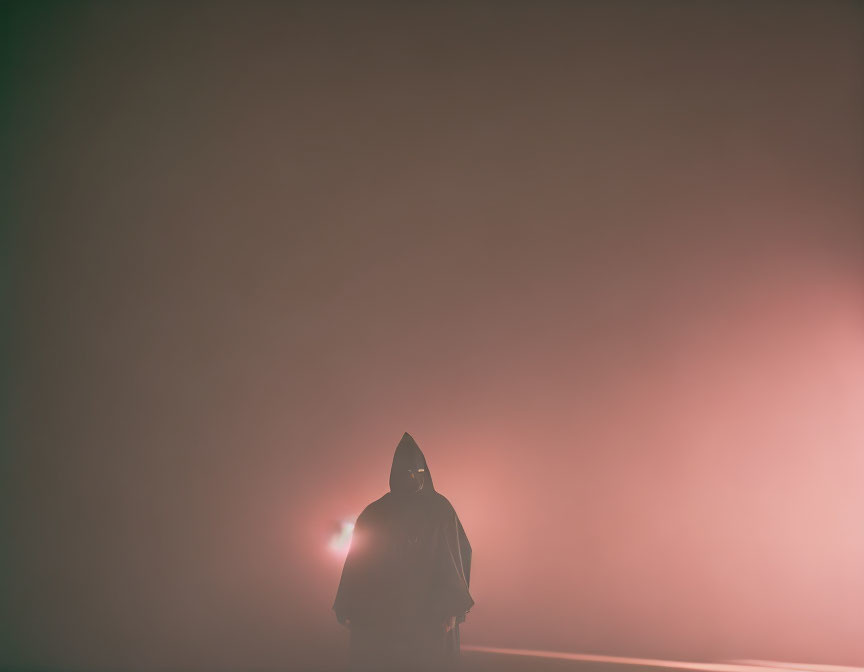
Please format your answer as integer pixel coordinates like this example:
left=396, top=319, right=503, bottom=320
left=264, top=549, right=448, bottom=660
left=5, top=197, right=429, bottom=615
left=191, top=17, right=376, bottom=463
left=333, top=433, right=474, bottom=671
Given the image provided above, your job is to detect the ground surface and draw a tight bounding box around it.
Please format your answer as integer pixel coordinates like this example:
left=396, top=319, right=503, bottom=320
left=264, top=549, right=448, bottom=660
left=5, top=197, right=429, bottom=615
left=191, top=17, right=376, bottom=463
left=462, top=651, right=680, bottom=672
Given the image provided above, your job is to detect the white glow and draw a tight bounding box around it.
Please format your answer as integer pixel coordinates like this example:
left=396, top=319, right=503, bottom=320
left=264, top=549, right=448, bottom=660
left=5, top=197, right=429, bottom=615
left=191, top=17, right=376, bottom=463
left=329, top=517, right=356, bottom=556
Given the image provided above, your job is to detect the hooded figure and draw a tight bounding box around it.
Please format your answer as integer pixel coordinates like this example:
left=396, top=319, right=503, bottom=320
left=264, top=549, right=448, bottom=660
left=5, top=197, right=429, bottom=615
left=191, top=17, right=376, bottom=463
left=333, top=433, right=474, bottom=671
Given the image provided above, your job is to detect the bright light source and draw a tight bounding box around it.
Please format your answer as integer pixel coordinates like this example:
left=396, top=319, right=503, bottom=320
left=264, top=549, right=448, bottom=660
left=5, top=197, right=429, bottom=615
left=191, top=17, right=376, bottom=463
left=329, top=517, right=356, bottom=556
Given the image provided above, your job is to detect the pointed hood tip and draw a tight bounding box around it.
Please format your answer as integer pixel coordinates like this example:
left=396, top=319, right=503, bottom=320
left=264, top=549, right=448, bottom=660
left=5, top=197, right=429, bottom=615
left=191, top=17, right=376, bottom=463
left=390, top=431, right=434, bottom=492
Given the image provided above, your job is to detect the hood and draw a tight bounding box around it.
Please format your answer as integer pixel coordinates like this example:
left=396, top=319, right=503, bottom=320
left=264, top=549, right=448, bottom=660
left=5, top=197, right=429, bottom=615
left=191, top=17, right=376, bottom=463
left=389, top=432, right=435, bottom=493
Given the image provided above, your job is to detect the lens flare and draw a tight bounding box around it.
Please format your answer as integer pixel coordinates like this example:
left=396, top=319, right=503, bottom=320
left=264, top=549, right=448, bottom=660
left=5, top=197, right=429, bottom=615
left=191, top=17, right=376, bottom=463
left=329, top=517, right=356, bottom=556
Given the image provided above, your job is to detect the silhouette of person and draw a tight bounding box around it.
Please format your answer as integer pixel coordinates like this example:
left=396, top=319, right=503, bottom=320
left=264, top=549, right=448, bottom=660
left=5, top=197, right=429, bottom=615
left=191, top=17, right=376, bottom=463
left=333, top=432, right=474, bottom=671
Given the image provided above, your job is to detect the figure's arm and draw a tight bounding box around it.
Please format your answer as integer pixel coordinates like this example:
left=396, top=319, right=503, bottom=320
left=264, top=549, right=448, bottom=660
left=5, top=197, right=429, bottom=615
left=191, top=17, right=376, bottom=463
left=434, top=510, right=475, bottom=625
left=455, top=514, right=472, bottom=624
left=332, top=512, right=370, bottom=626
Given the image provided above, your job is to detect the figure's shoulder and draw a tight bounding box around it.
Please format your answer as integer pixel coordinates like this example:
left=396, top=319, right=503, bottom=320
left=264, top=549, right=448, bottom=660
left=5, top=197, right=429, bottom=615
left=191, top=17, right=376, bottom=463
left=357, top=493, right=392, bottom=522
left=427, top=491, right=457, bottom=517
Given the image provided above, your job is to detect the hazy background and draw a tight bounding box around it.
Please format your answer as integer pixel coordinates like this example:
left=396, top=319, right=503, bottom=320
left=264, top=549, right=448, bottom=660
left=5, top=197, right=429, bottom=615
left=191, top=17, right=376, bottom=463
left=2, top=2, right=863, bottom=671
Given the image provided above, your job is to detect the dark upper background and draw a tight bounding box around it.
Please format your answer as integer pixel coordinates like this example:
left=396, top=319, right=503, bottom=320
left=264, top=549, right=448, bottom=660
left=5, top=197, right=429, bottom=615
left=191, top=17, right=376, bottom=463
left=2, top=2, right=863, bottom=671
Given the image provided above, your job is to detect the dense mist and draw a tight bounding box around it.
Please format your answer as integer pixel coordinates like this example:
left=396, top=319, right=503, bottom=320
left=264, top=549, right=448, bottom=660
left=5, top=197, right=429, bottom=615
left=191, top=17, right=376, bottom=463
left=3, top=2, right=863, bottom=671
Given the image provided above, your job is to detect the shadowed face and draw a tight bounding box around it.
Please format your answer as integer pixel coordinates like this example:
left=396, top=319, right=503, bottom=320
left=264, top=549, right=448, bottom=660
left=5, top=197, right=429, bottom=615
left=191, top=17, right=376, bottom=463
left=391, top=467, right=425, bottom=494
